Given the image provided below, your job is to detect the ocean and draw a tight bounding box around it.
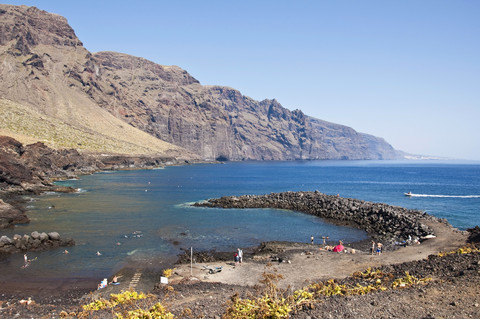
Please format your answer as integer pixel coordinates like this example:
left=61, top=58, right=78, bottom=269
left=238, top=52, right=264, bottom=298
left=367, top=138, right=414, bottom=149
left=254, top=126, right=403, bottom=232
left=1, top=160, right=479, bottom=286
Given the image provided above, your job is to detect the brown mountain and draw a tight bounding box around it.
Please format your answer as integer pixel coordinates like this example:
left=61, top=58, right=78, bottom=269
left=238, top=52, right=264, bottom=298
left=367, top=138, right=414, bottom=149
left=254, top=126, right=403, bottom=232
left=0, top=4, right=194, bottom=159
left=0, top=4, right=399, bottom=161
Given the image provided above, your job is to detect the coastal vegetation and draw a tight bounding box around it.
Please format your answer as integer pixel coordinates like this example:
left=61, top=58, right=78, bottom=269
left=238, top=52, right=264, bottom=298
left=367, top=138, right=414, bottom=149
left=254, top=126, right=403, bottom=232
left=0, top=98, right=182, bottom=156
left=78, top=291, right=174, bottom=319
left=69, top=244, right=478, bottom=318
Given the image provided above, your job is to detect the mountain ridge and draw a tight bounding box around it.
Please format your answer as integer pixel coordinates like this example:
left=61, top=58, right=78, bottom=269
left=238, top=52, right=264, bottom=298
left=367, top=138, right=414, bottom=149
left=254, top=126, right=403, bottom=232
left=0, top=4, right=400, bottom=161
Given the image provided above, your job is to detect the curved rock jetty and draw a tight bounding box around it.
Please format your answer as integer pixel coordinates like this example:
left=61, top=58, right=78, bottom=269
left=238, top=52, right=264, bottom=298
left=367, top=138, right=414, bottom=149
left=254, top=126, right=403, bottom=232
left=195, top=191, right=444, bottom=244
left=0, top=231, right=74, bottom=254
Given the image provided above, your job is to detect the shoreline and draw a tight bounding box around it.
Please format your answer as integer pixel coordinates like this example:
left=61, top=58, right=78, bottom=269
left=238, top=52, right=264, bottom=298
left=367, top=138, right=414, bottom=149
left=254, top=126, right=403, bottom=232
left=0, top=217, right=467, bottom=296
left=170, top=218, right=468, bottom=289
left=0, top=205, right=477, bottom=318
left=0, top=190, right=468, bottom=294
left=0, top=135, right=207, bottom=230
left=193, top=191, right=446, bottom=249
left=1, top=150, right=479, bottom=316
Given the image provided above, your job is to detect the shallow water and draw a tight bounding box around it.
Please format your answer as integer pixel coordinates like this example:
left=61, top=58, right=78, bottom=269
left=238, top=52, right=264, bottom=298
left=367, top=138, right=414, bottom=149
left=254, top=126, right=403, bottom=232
left=1, top=160, right=479, bottom=288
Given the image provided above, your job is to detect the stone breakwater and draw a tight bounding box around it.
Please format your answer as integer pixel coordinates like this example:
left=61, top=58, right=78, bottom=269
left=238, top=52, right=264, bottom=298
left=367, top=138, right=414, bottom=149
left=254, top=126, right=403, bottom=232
left=195, top=191, right=445, bottom=244
left=0, top=231, right=74, bottom=254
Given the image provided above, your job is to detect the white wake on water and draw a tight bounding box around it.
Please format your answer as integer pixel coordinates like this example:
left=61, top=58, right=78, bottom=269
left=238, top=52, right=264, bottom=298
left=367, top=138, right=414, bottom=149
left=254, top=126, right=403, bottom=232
left=406, top=194, right=480, bottom=198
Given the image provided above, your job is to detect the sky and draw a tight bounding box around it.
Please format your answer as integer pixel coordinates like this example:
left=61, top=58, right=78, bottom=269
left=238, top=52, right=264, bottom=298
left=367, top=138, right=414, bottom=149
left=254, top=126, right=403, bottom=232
left=5, top=1, right=480, bottom=160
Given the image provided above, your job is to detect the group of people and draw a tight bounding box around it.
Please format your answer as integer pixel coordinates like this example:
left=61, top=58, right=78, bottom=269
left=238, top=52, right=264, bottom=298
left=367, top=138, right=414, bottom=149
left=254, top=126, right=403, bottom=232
left=313, top=236, right=384, bottom=255
left=97, top=275, right=120, bottom=290
left=371, top=240, right=383, bottom=255
left=234, top=248, right=243, bottom=264
left=310, top=235, right=330, bottom=246
left=311, top=235, right=345, bottom=252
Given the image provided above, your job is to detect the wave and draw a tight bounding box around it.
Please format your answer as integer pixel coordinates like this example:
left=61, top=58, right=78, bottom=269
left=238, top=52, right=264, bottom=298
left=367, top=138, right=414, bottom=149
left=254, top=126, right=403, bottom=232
left=406, top=193, right=480, bottom=198
left=127, top=249, right=139, bottom=256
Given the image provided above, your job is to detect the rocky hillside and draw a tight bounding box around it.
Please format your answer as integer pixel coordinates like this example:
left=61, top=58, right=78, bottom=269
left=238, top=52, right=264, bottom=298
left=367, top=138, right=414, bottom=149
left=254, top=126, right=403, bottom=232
left=0, top=4, right=194, bottom=159
left=0, top=4, right=400, bottom=161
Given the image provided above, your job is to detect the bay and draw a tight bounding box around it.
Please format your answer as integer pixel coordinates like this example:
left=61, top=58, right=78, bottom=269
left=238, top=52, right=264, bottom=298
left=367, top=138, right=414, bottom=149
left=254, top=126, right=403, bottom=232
left=1, top=160, right=479, bottom=286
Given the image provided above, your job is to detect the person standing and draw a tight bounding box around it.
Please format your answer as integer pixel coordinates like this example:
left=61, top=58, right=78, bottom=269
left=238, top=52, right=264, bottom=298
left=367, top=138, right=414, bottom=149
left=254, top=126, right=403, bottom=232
left=237, top=248, right=243, bottom=264
left=310, top=235, right=314, bottom=244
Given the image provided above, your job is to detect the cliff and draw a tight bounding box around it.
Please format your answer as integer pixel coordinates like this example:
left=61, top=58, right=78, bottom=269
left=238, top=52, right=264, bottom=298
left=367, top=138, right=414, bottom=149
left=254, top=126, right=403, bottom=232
left=0, top=4, right=399, bottom=161
left=90, top=52, right=399, bottom=160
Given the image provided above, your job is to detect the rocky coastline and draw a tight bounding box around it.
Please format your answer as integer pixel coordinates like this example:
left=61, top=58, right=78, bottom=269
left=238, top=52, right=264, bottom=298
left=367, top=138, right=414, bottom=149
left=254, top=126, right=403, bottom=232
left=0, top=158, right=478, bottom=317
left=194, top=191, right=450, bottom=248
left=0, top=135, right=196, bottom=258
left=0, top=136, right=193, bottom=230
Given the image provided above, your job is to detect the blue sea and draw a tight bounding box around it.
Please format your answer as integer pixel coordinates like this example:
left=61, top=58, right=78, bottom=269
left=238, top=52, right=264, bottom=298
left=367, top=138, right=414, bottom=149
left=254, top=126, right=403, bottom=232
left=1, top=160, right=479, bottom=288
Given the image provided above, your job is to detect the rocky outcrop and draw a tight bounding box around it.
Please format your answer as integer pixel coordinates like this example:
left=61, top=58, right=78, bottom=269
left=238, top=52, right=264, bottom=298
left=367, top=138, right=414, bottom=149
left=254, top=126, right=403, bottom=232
left=0, top=199, right=29, bottom=228
left=0, top=231, right=74, bottom=254
left=0, top=136, right=187, bottom=190
left=0, top=5, right=196, bottom=159
left=0, top=4, right=401, bottom=161
left=195, top=191, right=441, bottom=244
left=0, top=136, right=190, bottom=228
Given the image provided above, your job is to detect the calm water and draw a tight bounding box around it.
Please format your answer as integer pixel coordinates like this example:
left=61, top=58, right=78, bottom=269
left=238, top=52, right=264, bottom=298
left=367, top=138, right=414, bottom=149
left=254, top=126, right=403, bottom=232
left=1, top=160, right=479, bottom=286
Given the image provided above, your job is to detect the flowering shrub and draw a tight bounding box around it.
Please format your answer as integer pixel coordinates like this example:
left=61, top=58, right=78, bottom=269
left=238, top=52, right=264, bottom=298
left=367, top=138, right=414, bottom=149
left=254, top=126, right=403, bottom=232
left=392, top=271, right=432, bottom=289
left=437, top=244, right=479, bottom=257
left=162, top=268, right=174, bottom=278
left=76, top=290, right=173, bottom=319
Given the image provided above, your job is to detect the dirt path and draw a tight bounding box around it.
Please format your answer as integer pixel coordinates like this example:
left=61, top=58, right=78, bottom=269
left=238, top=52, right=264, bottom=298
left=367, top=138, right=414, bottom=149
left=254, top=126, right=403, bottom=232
left=171, top=220, right=468, bottom=289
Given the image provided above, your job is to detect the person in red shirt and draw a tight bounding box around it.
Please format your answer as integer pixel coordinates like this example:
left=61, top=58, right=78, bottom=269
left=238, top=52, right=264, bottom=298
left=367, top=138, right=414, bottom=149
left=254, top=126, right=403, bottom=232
left=333, top=240, right=345, bottom=252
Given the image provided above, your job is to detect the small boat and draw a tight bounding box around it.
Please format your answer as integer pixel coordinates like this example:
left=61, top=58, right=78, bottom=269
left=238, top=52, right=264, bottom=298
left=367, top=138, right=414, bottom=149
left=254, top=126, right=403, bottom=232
left=404, top=192, right=413, bottom=197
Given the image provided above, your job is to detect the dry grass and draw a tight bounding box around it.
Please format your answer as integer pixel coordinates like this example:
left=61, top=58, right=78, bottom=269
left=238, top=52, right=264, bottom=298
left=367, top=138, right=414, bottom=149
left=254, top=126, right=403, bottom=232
left=0, top=98, right=189, bottom=156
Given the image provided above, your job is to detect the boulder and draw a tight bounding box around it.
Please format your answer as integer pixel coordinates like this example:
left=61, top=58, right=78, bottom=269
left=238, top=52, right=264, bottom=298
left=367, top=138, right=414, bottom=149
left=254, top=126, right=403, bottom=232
left=61, top=237, right=75, bottom=246
left=48, top=232, right=60, bottom=241
left=0, top=235, right=12, bottom=247
left=39, top=232, right=49, bottom=241
left=31, top=231, right=40, bottom=239
left=31, top=238, right=41, bottom=248
left=21, top=234, right=30, bottom=245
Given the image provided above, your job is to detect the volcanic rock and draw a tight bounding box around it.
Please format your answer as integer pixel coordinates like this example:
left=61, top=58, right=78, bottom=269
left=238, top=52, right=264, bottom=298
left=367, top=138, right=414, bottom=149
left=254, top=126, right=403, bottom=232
left=195, top=191, right=441, bottom=245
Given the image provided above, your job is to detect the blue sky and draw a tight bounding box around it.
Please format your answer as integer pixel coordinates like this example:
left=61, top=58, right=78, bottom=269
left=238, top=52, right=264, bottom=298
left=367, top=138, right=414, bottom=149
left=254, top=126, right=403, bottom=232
left=5, top=1, right=480, bottom=159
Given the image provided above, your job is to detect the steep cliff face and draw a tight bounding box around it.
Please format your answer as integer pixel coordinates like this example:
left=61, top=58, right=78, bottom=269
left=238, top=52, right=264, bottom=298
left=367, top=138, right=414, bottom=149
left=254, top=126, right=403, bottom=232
left=0, top=4, right=399, bottom=161
left=90, top=52, right=398, bottom=160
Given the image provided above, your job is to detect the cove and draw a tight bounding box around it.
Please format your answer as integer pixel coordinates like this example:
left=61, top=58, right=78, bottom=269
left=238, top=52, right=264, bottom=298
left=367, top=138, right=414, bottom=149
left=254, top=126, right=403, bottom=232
left=0, top=162, right=368, bottom=286
left=2, top=160, right=479, bottom=287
